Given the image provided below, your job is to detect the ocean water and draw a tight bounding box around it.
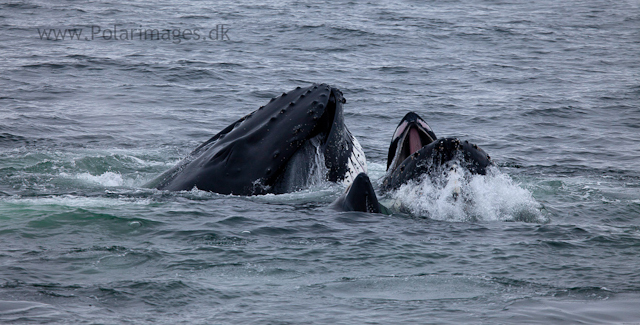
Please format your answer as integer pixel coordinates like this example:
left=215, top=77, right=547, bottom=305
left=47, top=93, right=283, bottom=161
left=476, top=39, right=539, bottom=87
left=1, top=0, right=639, bottom=323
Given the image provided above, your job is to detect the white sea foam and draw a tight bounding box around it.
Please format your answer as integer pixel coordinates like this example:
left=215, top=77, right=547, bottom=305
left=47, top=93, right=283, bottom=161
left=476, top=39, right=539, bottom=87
left=76, top=172, right=125, bottom=187
left=389, top=164, right=546, bottom=223
left=3, top=195, right=150, bottom=208
left=257, top=185, right=338, bottom=204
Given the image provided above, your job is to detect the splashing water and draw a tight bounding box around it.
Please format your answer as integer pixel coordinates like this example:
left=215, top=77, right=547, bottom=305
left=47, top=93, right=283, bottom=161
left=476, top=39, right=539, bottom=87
left=308, top=136, right=329, bottom=187
left=388, top=164, right=546, bottom=223
left=270, top=135, right=329, bottom=193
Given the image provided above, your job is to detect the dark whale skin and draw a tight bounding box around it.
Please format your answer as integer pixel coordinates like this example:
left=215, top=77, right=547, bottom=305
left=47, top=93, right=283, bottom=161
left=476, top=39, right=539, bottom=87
left=382, top=137, right=492, bottom=192
left=152, top=83, right=364, bottom=195
left=332, top=172, right=382, bottom=213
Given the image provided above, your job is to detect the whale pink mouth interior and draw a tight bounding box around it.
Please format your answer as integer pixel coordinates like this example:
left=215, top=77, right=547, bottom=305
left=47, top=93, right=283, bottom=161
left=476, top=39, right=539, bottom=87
left=388, top=122, right=435, bottom=171
left=408, top=127, right=422, bottom=155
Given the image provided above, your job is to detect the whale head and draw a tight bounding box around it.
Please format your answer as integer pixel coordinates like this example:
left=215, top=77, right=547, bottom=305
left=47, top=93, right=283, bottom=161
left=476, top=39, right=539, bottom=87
left=386, top=112, right=437, bottom=172
left=382, top=112, right=492, bottom=192
left=152, top=84, right=367, bottom=195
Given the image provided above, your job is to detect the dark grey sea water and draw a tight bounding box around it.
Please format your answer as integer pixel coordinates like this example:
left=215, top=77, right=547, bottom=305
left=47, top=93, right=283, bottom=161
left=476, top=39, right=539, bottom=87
left=1, top=0, right=639, bottom=323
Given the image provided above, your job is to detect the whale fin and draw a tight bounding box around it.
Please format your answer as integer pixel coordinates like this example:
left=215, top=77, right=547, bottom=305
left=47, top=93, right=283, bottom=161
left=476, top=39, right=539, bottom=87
left=332, top=173, right=388, bottom=214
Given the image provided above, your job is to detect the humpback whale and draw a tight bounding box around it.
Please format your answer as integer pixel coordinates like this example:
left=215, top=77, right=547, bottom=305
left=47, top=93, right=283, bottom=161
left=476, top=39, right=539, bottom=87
left=329, top=112, right=493, bottom=215
left=151, top=84, right=367, bottom=195
left=381, top=112, right=492, bottom=191
left=331, top=172, right=389, bottom=214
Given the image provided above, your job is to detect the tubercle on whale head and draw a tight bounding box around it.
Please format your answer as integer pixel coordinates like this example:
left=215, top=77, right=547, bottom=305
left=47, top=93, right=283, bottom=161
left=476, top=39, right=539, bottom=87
left=386, top=112, right=438, bottom=172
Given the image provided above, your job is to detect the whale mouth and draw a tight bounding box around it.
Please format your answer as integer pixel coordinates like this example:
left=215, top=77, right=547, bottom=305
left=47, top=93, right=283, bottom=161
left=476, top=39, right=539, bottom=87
left=386, top=112, right=437, bottom=172
left=390, top=125, right=433, bottom=171
left=408, top=127, right=423, bottom=154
